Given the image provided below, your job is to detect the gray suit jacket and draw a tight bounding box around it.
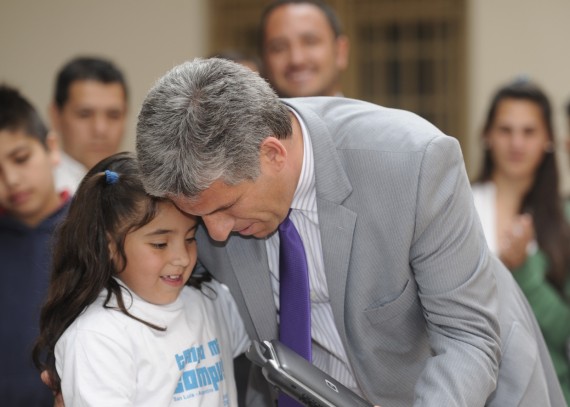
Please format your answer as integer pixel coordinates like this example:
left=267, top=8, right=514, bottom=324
left=196, top=97, right=564, bottom=406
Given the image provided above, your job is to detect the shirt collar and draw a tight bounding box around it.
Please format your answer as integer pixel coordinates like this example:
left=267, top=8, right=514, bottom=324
left=288, top=107, right=316, bottom=213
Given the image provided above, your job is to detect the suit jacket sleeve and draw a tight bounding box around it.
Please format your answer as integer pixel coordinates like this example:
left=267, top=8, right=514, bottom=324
left=409, top=135, right=501, bottom=405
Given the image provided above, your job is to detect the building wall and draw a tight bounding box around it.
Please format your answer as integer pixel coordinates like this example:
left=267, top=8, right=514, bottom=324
left=0, top=0, right=209, bottom=152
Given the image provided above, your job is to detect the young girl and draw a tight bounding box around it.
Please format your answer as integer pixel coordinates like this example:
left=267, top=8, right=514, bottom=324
left=471, top=80, right=570, bottom=402
left=32, top=152, right=250, bottom=406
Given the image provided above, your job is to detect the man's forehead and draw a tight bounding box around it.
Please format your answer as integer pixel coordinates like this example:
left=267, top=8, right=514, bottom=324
left=168, top=194, right=208, bottom=215
left=67, top=81, right=127, bottom=106
left=168, top=183, right=236, bottom=216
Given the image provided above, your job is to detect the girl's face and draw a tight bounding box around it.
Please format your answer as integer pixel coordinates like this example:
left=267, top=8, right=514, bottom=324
left=113, top=201, right=198, bottom=305
left=485, top=98, right=551, bottom=182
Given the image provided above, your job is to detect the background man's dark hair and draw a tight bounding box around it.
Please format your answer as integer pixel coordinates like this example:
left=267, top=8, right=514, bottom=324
left=53, top=56, right=128, bottom=109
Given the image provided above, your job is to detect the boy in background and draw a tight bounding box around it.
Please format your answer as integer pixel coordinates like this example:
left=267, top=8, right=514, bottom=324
left=0, top=84, right=71, bottom=406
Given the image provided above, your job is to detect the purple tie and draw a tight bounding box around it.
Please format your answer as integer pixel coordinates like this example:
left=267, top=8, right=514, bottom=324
left=278, top=211, right=311, bottom=407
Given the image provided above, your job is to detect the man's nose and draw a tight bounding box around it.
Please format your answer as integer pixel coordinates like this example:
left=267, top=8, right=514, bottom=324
left=93, top=114, right=109, bottom=136
left=289, top=44, right=306, bottom=66
left=202, top=213, right=235, bottom=242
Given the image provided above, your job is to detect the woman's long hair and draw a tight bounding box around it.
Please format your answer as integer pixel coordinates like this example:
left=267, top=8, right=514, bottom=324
left=477, top=80, right=570, bottom=291
left=32, top=152, right=209, bottom=392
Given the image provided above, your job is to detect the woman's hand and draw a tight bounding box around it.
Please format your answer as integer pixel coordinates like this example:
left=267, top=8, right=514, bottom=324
left=498, top=214, right=534, bottom=270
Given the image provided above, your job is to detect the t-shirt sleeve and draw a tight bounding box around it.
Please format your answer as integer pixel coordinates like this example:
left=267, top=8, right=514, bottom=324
left=55, top=322, right=136, bottom=406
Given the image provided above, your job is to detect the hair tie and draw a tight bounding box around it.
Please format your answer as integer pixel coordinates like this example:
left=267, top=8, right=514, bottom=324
left=105, top=170, right=120, bottom=185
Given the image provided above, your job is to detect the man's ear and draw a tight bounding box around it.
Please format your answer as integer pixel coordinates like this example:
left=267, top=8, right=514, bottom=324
left=45, top=131, right=61, bottom=167
left=259, top=136, right=287, bottom=170
left=335, top=35, right=350, bottom=71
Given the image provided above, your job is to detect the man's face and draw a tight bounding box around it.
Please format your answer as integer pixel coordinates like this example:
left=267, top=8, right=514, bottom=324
left=52, top=80, right=127, bottom=169
left=0, top=130, right=61, bottom=226
left=262, top=3, right=349, bottom=98
left=170, top=174, right=291, bottom=243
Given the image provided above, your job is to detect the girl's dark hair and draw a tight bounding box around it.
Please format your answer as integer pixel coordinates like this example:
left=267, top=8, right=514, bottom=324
left=32, top=151, right=209, bottom=392
left=477, top=80, right=570, bottom=290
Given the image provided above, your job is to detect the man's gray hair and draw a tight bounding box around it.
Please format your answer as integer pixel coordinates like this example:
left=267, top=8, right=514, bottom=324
left=136, top=57, right=292, bottom=198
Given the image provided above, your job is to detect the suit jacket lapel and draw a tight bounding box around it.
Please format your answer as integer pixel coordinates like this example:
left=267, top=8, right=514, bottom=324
left=227, top=236, right=278, bottom=340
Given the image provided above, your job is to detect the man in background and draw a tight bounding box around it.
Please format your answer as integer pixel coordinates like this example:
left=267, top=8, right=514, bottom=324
left=259, top=0, right=349, bottom=98
left=50, top=56, right=128, bottom=194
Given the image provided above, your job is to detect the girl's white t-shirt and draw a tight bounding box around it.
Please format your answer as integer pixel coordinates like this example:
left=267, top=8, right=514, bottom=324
left=55, top=279, right=250, bottom=406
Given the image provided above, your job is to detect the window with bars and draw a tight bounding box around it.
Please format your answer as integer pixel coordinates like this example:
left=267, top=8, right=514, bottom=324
left=209, top=0, right=466, bottom=148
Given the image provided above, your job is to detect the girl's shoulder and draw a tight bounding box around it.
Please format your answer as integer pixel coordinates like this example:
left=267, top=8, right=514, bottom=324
left=178, top=280, right=241, bottom=326
left=178, top=279, right=231, bottom=307
left=61, top=290, right=143, bottom=339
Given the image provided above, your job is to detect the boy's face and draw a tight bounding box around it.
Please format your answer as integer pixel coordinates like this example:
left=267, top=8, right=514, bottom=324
left=113, top=201, right=198, bottom=305
left=51, top=80, right=127, bottom=170
left=0, top=130, right=61, bottom=226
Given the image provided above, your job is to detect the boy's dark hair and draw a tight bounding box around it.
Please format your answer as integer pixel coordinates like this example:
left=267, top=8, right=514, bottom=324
left=0, top=84, right=48, bottom=146
left=258, top=0, right=344, bottom=52
left=53, top=56, right=128, bottom=109
left=32, top=151, right=209, bottom=392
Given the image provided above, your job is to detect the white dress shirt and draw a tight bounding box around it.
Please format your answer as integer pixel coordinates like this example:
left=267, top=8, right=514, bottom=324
left=53, top=152, right=87, bottom=195
left=265, top=109, right=361, bottom=394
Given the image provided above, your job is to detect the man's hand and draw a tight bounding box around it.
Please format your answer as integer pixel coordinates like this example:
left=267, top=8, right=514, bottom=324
left=41, top=370, right=64, bottom=407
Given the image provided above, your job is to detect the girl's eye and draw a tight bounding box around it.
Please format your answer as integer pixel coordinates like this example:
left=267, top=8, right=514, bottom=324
left=186, top=237, right=196, bottom=244
left=151, top=243, right=167, bottom=249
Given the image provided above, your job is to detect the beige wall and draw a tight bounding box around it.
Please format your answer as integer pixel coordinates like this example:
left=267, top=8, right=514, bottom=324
left=0, top=0, right=209, bottom=152
left=467, top=0, right=570, bottom=191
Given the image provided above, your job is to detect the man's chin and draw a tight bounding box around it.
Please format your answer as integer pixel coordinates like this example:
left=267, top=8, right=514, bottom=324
left=239, top=227, right=276, bottom=239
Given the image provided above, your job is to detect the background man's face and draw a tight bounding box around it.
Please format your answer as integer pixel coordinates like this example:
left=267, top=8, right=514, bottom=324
left=52, top=80, right=127, bottom=169
left=262, top=3, right=348, bottom=98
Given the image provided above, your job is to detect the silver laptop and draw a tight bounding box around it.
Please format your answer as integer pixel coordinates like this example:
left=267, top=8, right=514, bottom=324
left=245, top=340, right=374, bottom=407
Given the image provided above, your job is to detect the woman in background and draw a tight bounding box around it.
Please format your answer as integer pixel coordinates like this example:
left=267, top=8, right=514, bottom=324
left=472, top=79, right=570, bottom=402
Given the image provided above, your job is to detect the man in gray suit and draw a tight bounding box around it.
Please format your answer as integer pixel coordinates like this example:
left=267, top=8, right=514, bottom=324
left=136, top=58, right=564, bottom=406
